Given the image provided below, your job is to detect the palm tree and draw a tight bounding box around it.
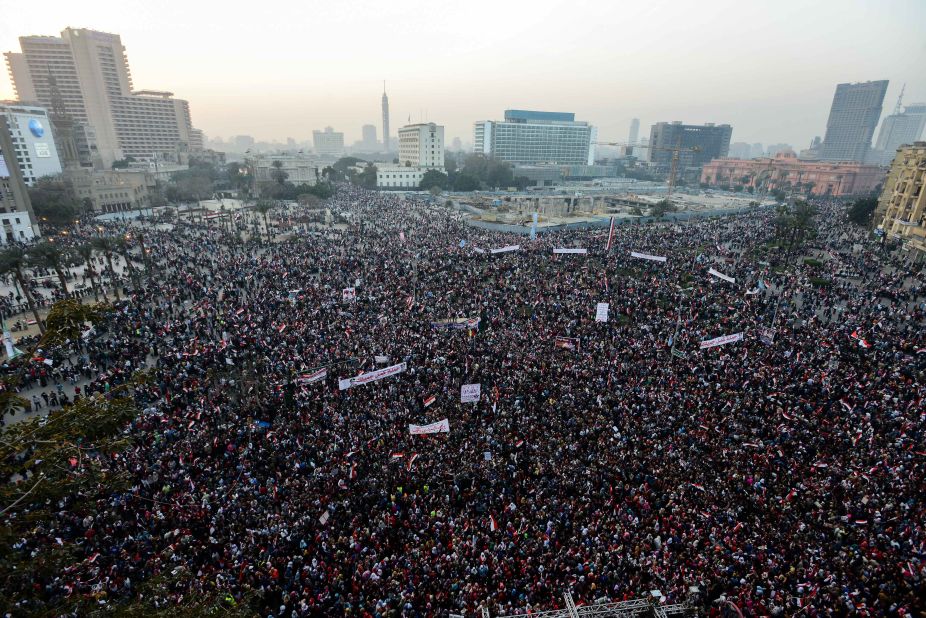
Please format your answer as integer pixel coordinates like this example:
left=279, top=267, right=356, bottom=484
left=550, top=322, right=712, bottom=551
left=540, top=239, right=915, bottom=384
left=254, top=200, right=273, bottom=242
left=76, top=243, right=102, bottom=301
left=132, top=230, right=151, bottom=273
left=28, top=242, right=72, bottom=299
left=115, top=236, right=141, bottom=290
left=0, top=247, right=44, bottom=333
left=92, top=236, right=121, bottom=301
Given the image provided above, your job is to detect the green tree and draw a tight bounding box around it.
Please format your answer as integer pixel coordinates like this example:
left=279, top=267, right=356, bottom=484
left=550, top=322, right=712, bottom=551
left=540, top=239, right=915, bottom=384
left=115, top=236, right=141, bottom=289
left=847, top=197, right=879, bottom=227
left=76, top=243, right=101, bottom=301
left=0, top=247, right=43, bottom=332
left=28, top=242, right=73, bottom=299
left=357, top=163, right=378, bottom=189
left=651, top=199, right=677, bottom=219
left=419, top=169, right=449, bottom=190
left=254, top=200, right=273, bottom=242
left=92, top=236, right=121, bottom=301
left=453, top=173, right=479, bottom=191
left=270, top=159, right=288, bottom=185
left=27, top=179, right=81, bottom=227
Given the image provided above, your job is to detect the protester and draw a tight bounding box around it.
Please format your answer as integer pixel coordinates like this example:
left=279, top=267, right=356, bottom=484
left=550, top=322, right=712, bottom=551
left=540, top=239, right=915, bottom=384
left=2, top=187, right=924, bottom=617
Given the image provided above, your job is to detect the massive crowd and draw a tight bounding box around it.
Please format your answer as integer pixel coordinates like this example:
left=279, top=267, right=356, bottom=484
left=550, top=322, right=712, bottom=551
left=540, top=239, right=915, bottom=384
left=2, top=186, right=925, bottom=617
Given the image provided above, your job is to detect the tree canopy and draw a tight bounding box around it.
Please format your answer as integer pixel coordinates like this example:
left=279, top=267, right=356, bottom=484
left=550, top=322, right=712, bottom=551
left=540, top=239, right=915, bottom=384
left=847, top=197, right=879, bottom=227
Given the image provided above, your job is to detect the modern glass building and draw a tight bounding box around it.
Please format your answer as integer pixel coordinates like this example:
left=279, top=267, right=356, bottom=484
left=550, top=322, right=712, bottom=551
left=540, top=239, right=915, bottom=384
left=473, top=110, right=596, bottom=166
left=819, top=80, right=888, bottom=162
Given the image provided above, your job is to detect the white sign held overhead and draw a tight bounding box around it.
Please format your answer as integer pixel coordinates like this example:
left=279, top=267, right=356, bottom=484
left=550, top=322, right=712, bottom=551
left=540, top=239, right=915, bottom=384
left=708, top=267, right=736, bottom=284
left=460, top=383, right=481, bottom=403
left=699, top=332, right=744, bottom=350
left=552, top=248, right=588, bottom=254
left=409, top=419, right=450, bottom=435
left=338, top=362, right=407, bottom=390
left=595, top=302, right=609, bottom=322
left=342, top=287, right=356, bottom=302
left=490, top=245, right=520, bottom=254
left=630, top=251, right=667, bottom=263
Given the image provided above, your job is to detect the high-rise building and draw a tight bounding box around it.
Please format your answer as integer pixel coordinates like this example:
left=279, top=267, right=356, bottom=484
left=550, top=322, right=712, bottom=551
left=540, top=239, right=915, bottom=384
left=377, top=122, right=444, bottom=188
left=872, top=93, right=926, bottom=166
left=0, top=115, right=40, bottom=241
left=0, top=102, right=63, bottom=185
left=766, top=143, right=794, bottom=158
left=875, top=141, right=926, bottom=259
left=728, top=142, right=752, bottom=159
left=819, top=80, right=888, bottom=162
left=750, top=143, right=765, bottom=159
left=628, top=118, right=640, bottom=144
left=360, top=124, right=377, bottom=150
left=451, top=137, right=463, bottom=152
left=473, top=110, right=596, bottom=166
left=382, top=83, right=390, bottom=154
left=234, top=135, right=255, bottom=150
left=647, top=121, right=732, bottom=171
left=4, top=27, right=200, bottom=167
left=312, top=127, right=344, bottom=157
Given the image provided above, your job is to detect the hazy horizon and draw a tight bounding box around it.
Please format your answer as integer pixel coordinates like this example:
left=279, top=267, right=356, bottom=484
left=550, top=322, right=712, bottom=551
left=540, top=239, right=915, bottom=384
left=1, top=0, right=924, bottom=149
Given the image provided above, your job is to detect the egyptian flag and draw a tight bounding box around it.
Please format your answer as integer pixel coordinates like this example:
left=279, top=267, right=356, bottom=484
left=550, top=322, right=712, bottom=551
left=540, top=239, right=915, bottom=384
left=423, top=395, right=436, bottom=408
left=406, top=453, right=419, bottom=471
left=350, top=463, right=357, bottom=479
left=277, top=323, right=287, bottom=334
left=605, top=216, right=616, bottom=252
left=390, top=452, right=405, bottom=460
left=490, top=514, right=498, bottom=532
left=515, top=439, right=524, bottom=448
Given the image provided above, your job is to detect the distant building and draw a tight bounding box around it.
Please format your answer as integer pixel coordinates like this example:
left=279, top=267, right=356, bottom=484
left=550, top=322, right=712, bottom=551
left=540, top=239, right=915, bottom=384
left=766, top=143, right=794, bottom=158
left=234, top=135, right=255, bottom=150
left=872, top=101, right=926, bottom=166
left=750, top=143, right=765, bottom=159
left=378, top=122, right=444, bottom=189
left=0, top=102, right=62, bottom=185
left=474, top=110, right=596, bottom=166
left=360, top=124, right=378, bottom=150
left=451, top=137, right=463, bottom=152
left=4, top=28, right=201, bottom=167
left=628, top=118, right=640, bottom=144
left=701, top=151, right=883, bottom=197
left=875, top=142, right=926, bottom=259
left=382, top=85, right=390, bottom=154
left=819, top=80, right=888, bottom=162
left=728, top=142, right=752, bottom=159
left=647, top=121, right=732, bottom=172
left=64, top=167, right=154, bottom=213
left=799, top=136, right=823, bottom=161
left=312, top=127, right=344, bottom=157
left=0, top=115, right=40, bottom=240
left=247, top=153, right=319, bottom=188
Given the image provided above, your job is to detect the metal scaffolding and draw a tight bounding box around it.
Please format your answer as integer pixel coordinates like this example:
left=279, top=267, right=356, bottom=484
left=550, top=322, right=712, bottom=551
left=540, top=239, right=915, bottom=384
left=488, top=593, right=693, bottom=618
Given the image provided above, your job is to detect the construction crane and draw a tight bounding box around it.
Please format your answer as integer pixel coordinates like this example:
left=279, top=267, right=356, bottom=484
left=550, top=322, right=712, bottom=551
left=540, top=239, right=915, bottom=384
left=595, top=139, right=701, bottom=198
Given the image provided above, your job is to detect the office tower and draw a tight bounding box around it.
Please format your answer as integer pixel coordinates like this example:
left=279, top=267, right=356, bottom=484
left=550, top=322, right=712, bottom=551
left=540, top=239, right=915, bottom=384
left=451, top=137, right=462, bottom=152
left=473, top=110, right=596, bottom=166
left=819, top=80, right=888, bottom=162
left=628, top=118, right=640, bottom=144
left=0, top=102, right=63, bottom=185
left=312, top=127, right=345, bottom=157
left=382, top=83, right=390, bottom=153
left=873, top=90, right=926, bottom=166
left=234, top=135, right=255, bottom=150
left=728, top=142, right=752, bottom=159
left=647, top=121, right=732, bottom=170
left=377, top=122, right=444, bottom=188
left=750, top=143, right=765, bottom=159
left=766, top=143, right=794, bottom=158
left=361, top=124, right=377, bottom=150
left=5, top=28, right=200, bottom=167
left=0, top=115, right=39, bottom=240
left=876, top=141, right=926, bottom=257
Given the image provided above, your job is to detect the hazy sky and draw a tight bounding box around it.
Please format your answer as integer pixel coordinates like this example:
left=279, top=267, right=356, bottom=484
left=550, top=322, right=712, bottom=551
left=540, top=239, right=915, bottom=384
left=1, top=0, right=924, bottom=148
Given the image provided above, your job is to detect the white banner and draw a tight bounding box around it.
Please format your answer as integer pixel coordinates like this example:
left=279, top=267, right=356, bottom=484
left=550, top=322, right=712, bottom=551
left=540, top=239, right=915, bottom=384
left=630, top=251, right=667, bottom=263
left=699, top=332, right=744, bottom=349
left=553, top=248, right=588, bottom=254
left=374, top=355, right=389, bottom=364
left=595, top=302, right=609, bottom=322
left=342, top=287, right=356, bottom=302
left=461, top=383, right=481, bottom=403
left=708, top=267, right=736, bottom=284
left=491, top=245, right=520, bottom=254
left=409, top=419, right=450, bottom=435
left=339, top=362, right=407, bottom=390
left=297, top=368, right=327, bottom=384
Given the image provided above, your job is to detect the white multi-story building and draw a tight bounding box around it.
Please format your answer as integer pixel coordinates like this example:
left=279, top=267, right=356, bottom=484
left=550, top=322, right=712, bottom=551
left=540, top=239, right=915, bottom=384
left=0, top=115, right=39, bottom=239
left=4, top=28, right=200, bottom=167
left=0, top=103, right=62, bottom=185
left=378, top=123, right=444, bottom=189
left=247, top=153, right=320, bottom=188
left=474, top=110, right=595, bottom=166
left=312, top=127, right=344, bottom=157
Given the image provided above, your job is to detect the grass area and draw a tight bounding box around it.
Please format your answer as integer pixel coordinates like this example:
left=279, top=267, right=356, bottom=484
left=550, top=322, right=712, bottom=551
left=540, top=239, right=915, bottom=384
left=804, top=258, right=823, bottom=268
left=809, top=276, right=830, bottom=287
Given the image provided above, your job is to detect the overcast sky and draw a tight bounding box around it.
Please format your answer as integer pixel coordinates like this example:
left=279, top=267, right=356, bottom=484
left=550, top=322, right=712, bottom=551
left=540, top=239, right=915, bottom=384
left=1, top=0, right=924, bottom=148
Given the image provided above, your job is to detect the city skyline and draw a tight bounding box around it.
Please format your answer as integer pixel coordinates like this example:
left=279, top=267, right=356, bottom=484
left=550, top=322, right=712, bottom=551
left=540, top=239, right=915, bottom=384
left=1, top=0, right=924, bottom=150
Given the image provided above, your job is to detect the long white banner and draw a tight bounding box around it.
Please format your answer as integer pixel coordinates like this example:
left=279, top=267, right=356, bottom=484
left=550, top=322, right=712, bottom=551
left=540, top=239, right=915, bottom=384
left=553, top=248, right=588, bottom=254
left=297, top=368, right=327, bottom=384
left=409, top=419, right=450, bottom=435
left=630, top=251, right=667, bottom=263
left=699, top=332, right=744, bottom=349
left=491, top=245, right=521, bottom=254
left=708, top=267, right=736, bottom=284
left=339, top=362, right=407, bottom=390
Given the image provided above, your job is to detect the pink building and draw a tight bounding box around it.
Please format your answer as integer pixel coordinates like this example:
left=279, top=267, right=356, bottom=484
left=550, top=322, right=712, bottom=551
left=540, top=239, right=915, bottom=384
left=700, top=152, right=885, bottom=197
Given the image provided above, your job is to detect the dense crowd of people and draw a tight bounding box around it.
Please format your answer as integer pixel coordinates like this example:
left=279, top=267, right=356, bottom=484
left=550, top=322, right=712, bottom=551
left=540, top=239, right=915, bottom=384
left=2, top=186, right=925, bottom=616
